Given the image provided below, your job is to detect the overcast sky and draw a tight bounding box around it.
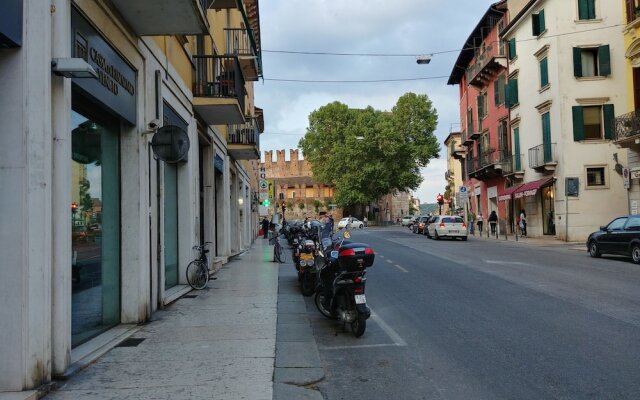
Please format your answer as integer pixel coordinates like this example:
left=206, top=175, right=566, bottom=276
left=254, top=0, right=496, bottom=204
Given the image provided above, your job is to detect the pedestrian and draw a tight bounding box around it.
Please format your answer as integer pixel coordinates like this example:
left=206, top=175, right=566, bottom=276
left=261, top=216, right=269, bottom=239
left=519, top=209, right=527, bottom=237
left=488, top=210, right=498, bottom=236
left=469, top=213, right=475, bottom=235
left=476, top=212, right=484, bottom=234
left=363, top=215, right=368, bottom=227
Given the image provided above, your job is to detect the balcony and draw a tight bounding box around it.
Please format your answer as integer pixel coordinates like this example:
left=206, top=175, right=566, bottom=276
left=193, top=55, right=246, bottom=125
left=452, top=144, right=467, bottom=160
left=465, top=42, right=508, bottom=88
left=227, top=118, right=260, bottom=160
left=468, top=149, right=513, bottom=180
left=614, top=110, right=640, bottom=147
left=504, top=153, right=525, bottom=180
left=225, top=28, right=262, bottom=81
left=210, top=0, right=239, bottom=8
left=528, top=143, right=557, bottom=171
left=110, top=0, right=209, bottom=35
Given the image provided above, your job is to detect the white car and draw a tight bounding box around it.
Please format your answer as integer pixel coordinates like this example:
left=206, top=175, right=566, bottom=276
left=337, top=217, right=365, bottom=229
left=426, top=216, right=468, bottom=240
left=401, top=216, right=414, bottom=226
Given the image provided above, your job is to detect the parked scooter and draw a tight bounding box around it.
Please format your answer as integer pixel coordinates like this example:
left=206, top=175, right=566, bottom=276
left=315, top=229, right=374, bottom=337
left=297, top=238, right=317, bottom=296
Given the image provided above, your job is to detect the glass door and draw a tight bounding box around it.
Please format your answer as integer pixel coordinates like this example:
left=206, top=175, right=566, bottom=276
left=164, top=163, right=179, bottom=289
left=542, top=185, right=556, bottom=235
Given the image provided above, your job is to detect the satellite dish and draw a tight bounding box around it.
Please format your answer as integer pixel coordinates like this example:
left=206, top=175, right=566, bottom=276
left=151, top=125, right=190, bottom=163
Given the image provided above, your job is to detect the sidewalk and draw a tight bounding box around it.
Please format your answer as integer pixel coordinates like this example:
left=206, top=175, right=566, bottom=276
left=45, top=239, right=280, bottom=400
left=468, top=229, right=585, bottom=250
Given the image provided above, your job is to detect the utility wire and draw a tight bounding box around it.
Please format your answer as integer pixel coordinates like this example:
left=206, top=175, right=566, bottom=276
left=263, top=76, right=450, bottom=83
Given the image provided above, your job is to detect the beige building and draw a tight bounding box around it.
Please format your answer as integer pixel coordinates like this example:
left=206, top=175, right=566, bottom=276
left=445, top=131, right=465, bottom=212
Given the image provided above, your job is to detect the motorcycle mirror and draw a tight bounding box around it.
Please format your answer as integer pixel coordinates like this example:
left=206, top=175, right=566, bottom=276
left=343, top=231, right=351, bottom=239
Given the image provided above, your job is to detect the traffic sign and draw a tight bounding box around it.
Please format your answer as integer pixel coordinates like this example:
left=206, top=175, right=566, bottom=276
left=459, top=186, right=467, bottom=193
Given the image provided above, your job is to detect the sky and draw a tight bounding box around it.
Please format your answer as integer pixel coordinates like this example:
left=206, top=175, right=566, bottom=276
left=254, top=0, right=496, bottom=204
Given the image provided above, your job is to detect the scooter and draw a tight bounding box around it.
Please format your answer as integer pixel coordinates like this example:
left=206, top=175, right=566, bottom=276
left=314, top=230, right=374, bottom=337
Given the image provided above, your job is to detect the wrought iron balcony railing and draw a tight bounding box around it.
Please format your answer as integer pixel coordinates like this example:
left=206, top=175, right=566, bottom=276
left=528, top=142, right=557, bottom=169
left=192, top=55, right=246, bottom=115
left=228, top=118, right=259, bottom=146
left=465, top=42, right=507, bottom=86
left=614, top=110, right=640, bottom=142
left=225, top=28, right=255, bottom=57
left=468, top=149, right=513, bottom=175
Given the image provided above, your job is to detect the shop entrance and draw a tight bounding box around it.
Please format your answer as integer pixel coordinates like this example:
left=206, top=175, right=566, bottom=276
left=542, top=185, right=556, bottom=235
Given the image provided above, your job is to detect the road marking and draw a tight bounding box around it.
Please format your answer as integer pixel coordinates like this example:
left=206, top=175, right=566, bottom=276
left=484, top=260, right=531, bottom=266
left=379, top=254, right=385, bottom=258
left=320, top=343, right=403, bottom=350
left=394, top=264, right=408, bottom=273
left=318, top=309, right=407, bottom=350
left=386, top=259, right=393, bottom=264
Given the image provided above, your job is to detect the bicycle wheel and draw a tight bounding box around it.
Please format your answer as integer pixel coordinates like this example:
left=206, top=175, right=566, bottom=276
left=186, top=260, right=209, bottom=290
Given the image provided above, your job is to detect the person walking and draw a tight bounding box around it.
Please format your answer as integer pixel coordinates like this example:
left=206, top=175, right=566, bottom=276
left=488, top=210, right=498, bottom=236
left=261, top=216, right=269, bottom=239
left=363, top=215, right=368, bottom=227
left=476, top=212, right=484, bottom=234
left=519, top=209, right=527, bottom=237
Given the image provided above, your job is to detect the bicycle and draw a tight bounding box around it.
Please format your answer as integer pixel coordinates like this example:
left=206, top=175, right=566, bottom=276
left=186, top=242, right=212, bottom=290
left=269, top=229, right=285, bottom=263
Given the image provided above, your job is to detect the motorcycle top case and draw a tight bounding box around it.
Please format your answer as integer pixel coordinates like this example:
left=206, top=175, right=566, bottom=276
left=337, top=243, right=375, bottom=271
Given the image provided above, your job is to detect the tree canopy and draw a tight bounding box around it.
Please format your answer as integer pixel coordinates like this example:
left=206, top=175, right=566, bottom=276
left=298, top=93, right=440, bottom=208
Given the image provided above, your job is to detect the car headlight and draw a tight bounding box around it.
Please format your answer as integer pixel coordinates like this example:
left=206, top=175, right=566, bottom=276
left=299, top=261, right=307, bottom=267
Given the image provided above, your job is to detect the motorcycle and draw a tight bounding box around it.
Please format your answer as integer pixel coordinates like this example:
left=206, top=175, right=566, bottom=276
left=315, top=230, right=374, bottom=337
left=297, top=238, right=317, bottom=296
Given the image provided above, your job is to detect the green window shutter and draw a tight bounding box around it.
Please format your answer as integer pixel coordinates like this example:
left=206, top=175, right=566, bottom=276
left=588, top=0, right=596, bottom=19
left=539, top=10, right=546, bottom=33
left=573, top=47, right=583, bottom=77
left=532, top=13, right=540, bottom=36
left=508, top=38, right=517, bottom=59
left=514, top=127, right=521, bottom=171
left=477, top=95, right=484, bottom=122
left=512, top=79, right=519, bottom=105
left=572, top=106, right=585, bottom=141
left=603, top=104, right=615, bottom=140
left=540, top=57, right=548, bottom=87
left=598, top=45, right=611, bottom=76
left=505, top=80, right=512, bottom=108
left=579, top=0, right=596, bottom=19
left=494, top=80, right=500, bottom=107
left=542, top=113, right=552, bottom=162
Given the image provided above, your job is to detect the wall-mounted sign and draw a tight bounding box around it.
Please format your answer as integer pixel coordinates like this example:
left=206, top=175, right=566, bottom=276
left=623, top=168, right=630, bottom=190
left=0, top=0, right=22, bottom=48
left=565, top=177, right=579, bottom=197
left=71, top=8, right=137, bottom=125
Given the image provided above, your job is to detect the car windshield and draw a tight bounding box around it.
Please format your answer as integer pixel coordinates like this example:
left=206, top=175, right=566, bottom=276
left=607, top=217, right=628, bottom=230
left=443, top=217, right=464, bottom=223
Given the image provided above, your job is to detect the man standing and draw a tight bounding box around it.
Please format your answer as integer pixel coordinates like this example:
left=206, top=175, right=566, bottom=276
left=261, top=216, right=270, bottom=239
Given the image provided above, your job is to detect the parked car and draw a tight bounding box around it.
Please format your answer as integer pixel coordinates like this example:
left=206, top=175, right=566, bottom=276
left=412, top=216, right=430, bottom=234
left=426, top=216, right=468, bottom=240
left=587, top=215, right=640, bottom=263
left=401, top=216, right=414, bottom=226
left=422, top=215, right=438, bottom=238
left=337, top=217, right=365, bottom=229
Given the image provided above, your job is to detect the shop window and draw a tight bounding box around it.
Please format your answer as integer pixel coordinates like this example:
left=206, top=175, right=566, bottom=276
left=573, top=46, right=610, bottom=77
left=586, top=166, right=607, bottom=188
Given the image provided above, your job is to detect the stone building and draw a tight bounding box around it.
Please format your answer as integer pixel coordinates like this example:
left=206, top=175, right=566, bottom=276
left=262, top=149, right=344, bottom=220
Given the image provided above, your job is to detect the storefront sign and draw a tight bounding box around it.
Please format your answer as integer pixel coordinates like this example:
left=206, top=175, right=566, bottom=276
left=71, top=8, right=137, bottom=125
left=632, top=170, right=640, bottom=180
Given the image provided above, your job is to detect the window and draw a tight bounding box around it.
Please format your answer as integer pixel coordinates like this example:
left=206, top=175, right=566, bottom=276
left=607, top=216, right=627, bottom=230
left=586, top=167, right=606, bottom=187
left=506, top=78, right=519, bottom=107
left=572, top=104, right=615, bottom=140
left=498, top=120, right=509, bottom=151
left=626, top=0, right=639, bottom=23
left=508, top=38, right=517, bottom=59
left=541, top=112, right=552, bottom=162
left=539, top=57, right=549, bottom=87
left=532, top=9, right=546, bottom=36
left=477, top=92, right=488, bottom=120
left=513, top=127, right=522, bottom=170
left=494, top=75, right=506, bottom=106
left=578, top=0, right=596, bottom=20
left=573, top=46, right=611, bottom=77
left=625, top=216, right=640, bottom=231
left=466, top=108, right=474, bottom=134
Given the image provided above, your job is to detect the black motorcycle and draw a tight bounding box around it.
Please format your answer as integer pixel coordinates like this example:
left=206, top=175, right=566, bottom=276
left=315, top=231, right=374, bottom=337
left=297, top=238, right=318, bottom=296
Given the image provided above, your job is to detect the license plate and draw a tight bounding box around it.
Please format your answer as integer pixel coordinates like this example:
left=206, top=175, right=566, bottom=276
left=449, top=230, right=458, bottom=233
left=354, top=294, right=366, bottom=304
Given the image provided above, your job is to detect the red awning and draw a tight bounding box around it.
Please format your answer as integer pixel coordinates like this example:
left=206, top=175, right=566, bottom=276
left=497, top=184, right=523, bottom=202
left=513, top=177, right=554, bottom=199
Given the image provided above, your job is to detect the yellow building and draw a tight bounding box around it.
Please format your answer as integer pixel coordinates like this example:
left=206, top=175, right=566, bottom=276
left=444, top=131, right=465, bottom=212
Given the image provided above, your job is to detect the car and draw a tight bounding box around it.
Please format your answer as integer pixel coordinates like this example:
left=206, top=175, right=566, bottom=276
left=337, top=217, right=365, bottom=229
left=587, top=215, right=640, bottom=263
left=401, top=216, right=414, bottom=226
left=426, top=215, right=468, bottom=240
left=422, top=215, right=438, bottom=238
left=412, top=216, right=430, bottom=234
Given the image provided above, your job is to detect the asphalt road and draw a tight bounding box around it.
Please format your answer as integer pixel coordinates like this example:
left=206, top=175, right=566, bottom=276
left=304, top=227, right=640, bottom=400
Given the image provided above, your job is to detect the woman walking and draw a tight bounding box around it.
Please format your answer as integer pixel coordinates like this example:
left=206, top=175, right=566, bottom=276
left=519, top=209, right=527, bottom=237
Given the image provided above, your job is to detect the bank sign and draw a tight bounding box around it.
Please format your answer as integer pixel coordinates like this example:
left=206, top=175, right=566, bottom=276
left=71, top=8, right=137, bottom=125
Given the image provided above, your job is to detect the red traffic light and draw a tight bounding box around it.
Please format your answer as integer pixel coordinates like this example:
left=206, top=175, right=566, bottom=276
left=436, top=194, right=444, bottom=204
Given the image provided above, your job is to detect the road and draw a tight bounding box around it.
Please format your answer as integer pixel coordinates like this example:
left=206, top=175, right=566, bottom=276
left=304, top=227, right=640, bottom=400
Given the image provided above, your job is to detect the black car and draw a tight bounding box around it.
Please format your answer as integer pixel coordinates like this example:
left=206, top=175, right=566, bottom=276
left=587, top=215, right=640, bottom=263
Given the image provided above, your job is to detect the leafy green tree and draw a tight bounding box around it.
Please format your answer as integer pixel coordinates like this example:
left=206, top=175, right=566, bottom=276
left=299, top=93, right=439, bottom=208
left=298, top=202, right=305, bottom=211
left=313, top=199, right=322, bottom=213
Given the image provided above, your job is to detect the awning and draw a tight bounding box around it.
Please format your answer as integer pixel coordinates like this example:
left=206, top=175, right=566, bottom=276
left=513, top=177, right=554, bottom=199
left=497, top=184, right=523, bottom=202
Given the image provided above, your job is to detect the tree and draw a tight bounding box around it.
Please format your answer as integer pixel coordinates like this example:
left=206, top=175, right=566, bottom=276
left=298, top=202, right=305, bottom=212
left=313, top=199, right=322, bottom=213
left=299, top=93, right=439, bottom=208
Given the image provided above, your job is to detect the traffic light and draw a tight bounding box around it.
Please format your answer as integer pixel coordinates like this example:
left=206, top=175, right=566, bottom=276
left=281, top=202, right=286, bottom=211
left=436, top=193, right=444, bottom=205
left=262, top=199, right=271, bottom=207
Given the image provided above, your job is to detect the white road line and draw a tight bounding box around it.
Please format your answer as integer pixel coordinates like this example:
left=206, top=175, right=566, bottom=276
left=484, top=260, right=531, bottom=266
left=371, top=310, right=407, bottom=347
left=394, top=264, right=408, bottom=273
left=379, top=254, right=385, bottom=258
left=319, top=343, right=403, bottom=350
left=386, top=259, right=393, bottom=264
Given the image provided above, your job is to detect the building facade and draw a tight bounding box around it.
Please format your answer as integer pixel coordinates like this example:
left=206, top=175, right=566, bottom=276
left=0, top=0, right=262, bottom=393
left=502, top=0, right=627, bottom=240
left=445, top=131, right=465, bottom=212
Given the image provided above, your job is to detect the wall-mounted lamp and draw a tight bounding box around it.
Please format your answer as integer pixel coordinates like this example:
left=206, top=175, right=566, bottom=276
left=51, top=58, right=98, bottom=79
left=238, top=198, right=244, bottom=206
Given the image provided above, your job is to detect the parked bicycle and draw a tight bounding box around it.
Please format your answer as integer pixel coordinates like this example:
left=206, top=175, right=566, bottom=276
left=186, top=242, right=212, bottom=290
left=269, top=228, right=285, bottom=263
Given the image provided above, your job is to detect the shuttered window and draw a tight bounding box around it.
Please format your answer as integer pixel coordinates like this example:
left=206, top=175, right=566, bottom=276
left=508, top=38, right=517, bottom=59
left=540, top=57, right=549, bottom=87
left=578, top=0, right=596, bottom=20
left=514, top=127, right=521, bottom=171
left=532, top=9, right=546, bottom=36
left=506, top=79, right=519, bottom=108
left=572, top=45, right=611, bottom=77
left=494, top=75, right=506, bottom=106
left=572, top=104, right=615, bottom=141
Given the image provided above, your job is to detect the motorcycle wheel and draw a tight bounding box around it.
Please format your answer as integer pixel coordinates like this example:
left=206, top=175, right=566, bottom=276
left=351, top=313, right=367, bottom=337
left=301, top=272, right=315, bottom=296
left=315, top=291, right=337, bottom=319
